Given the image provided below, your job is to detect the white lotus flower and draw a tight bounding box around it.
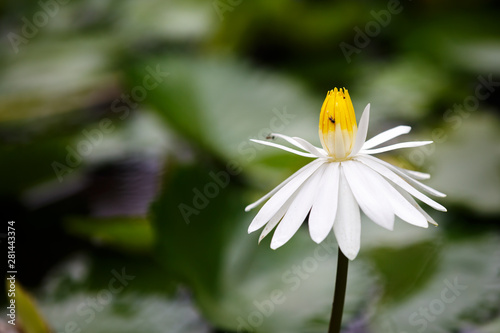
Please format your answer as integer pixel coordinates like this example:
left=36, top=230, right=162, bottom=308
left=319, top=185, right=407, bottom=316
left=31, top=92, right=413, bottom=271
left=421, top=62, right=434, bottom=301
left=245, top=88, right=446, bottom=260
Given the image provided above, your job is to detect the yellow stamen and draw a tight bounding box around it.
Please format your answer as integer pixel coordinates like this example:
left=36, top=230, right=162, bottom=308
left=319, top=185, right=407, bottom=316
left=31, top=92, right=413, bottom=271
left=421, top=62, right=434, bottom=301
left=319, top=88, right=358, bottom=159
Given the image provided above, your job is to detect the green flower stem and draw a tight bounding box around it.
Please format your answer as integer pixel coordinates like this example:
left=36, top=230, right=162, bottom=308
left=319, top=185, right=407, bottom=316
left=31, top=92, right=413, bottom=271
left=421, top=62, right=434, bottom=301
left=328, top=247, right=349, bottom=333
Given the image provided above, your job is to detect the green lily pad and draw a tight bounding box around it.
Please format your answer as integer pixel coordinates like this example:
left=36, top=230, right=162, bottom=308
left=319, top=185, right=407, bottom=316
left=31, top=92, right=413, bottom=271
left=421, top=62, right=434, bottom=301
left=0, top=35, right=119, bottom=124
left=449, top=41, right=500, bottom=75
left=367, top=232, right=500, bottom=333
left=64, top=217, right=154, bottom=253
left=479, top=317, right=500, bottom=333
left=413, top=112, right=500, bottom=214
left=0, top=135, right=74, bottom=195
left=35, top=252, right=206, bottom=333
left=130, top=56, right=319, bottom=167
left=354, top=58, right=450, bottom=122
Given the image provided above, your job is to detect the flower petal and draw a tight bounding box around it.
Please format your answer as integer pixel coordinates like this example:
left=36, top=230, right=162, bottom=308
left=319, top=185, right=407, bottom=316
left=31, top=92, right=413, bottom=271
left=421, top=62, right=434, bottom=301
left=342, top=160, right=395, bottom=230
left=357, top=156, right=447, bottom=212
left=248, top=159, right=325, bottom=233
left=355, top=162, right=428, bottom=228
left=334, top=122, right=346, bottom=158
left=291, top=137, right=328, bottom=158
left=398, top=168, right=430, bottom=180
left=270, top=164, right=327, bottom=249
left=246, top=159, right=322, bottom=212
left=333, top=169, right=361, bottom=260
left=309, top=162, right=340, bottom=243
left=395, top=186, right=439, bottom=226
left=258, top=191, right=297, bottom=243
left=360, top=141, right=433, bottom=155
left=362, top=125, right=411, bottom=150
left=361, top=155, right=446, bottom=197
left=267, top=133, right=327, bottom=157
left=250, top=139, right=317, bottom=158
left=349, top=104, right=370, bottom=157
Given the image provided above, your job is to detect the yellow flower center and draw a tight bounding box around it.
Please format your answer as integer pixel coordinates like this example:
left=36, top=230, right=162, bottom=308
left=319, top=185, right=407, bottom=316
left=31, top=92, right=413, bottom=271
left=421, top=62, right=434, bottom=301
left=318, top=88, right=358, bottom=159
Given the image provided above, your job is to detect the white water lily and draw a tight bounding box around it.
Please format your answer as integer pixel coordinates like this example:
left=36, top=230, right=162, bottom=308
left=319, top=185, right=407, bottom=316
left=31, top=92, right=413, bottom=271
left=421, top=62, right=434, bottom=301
left=245, top=88, right=446, bottom=260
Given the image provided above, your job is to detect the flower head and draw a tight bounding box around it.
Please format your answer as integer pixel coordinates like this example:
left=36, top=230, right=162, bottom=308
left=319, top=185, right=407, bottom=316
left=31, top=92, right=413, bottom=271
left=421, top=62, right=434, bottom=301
left=246, top=88, right=446, bottom=260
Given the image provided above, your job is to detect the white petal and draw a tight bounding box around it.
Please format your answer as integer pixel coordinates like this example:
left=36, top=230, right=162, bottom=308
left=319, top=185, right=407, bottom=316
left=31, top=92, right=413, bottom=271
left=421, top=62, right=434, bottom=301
left=258, top=191, right=297, bottom=243
left=246, top=159, right=321, bottom=212
left=250, top=139, right=317, bottom=158
left=398, top=168, right=430, bottom=180
left=268, top=133, right=327, bottom=157
left=360, top=141, right=433, bottom=155
left=342, top=161, right=395, bottom=230
left=355, top=162, right=428, bottom=228
left=362, top=125, right=411, bottom=150
left=385, top=164, right=430, bottom=180
left=349, top=104, right=370, bottom=157
left=248, top=159, right=325, bottom=233
left=361, top=155, right=446, bottom=197
left=291, top=137, right=328, bottom=158
left=270, top=164, right=327, bottom=249
left=333, top=169, right=361, bottom=260
left=309, top=163, right=340, bottom=243
left=334, top=123, right=346, bottom=158
left=357, top=156, right=447, bottom=212
left=395, top=186, right=438, bottom=226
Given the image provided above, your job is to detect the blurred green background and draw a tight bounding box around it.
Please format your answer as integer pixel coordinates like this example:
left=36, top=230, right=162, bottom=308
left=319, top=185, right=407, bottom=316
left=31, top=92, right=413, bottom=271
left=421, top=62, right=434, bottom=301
left=1, top=0, right=500, bottom=332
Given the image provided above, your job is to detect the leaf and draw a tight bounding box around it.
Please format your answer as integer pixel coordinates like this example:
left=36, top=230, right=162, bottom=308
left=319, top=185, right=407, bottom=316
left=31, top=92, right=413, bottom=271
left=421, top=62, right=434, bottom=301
left=37, top=253, right=207, bottom=333
left=64, top=217, right=154, bottom=253
left=479, top=317, right=500, bottom=333
left=42, top=292, right=209, bottom=333
left=367, top=232, right=500, bottom=333
left=365, top=240, right=440, bottom=303
left=130, top=56, right=319, bottom=167
left=6, top=282, right=50, bottom=333
left=0, top=36, right=119, bottom=124
left=353, top=58, right=450, bottom=123
left=418, top=112, right=500, bottom=214
left=449, top=41, right=500, bottom=75
left=0, top=136, right=73, bottom=195
left=114, top=0, right=214, bottom=43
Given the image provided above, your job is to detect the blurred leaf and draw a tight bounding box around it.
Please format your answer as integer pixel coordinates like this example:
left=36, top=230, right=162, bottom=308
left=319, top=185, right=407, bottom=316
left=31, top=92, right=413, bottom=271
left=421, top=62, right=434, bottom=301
left=37, top=253, right=207, bottom=333
left=7, top=283, right=50, bottom=333
left=42, top=292, right=209, bottom=333
left=81, top=110, right=171, bottom=166
left=131, top=56, right=319, bottom=166
left=64, top=217, right=154, bottom=253
left=368, top=233, right=500, bottom=332
left=211, top=0, right=366, bottom=57
left=366, top=240, right=440, bottom=303
left=115, top=0, right=215, bottom=43
left=400, top=11, right=500, bottom=69
left=450, top=41, right=500, bottom=75
left=0, top=35, right=119, bottom=123
left=480, top=317, right=500, bottom=333
left=131, top=55, right=329, bottom=195
left=150, top=163, right=241, bottom=295
left=0, top=136, right=73, bottom=195
left=422, top=112, right=500, bottom=214
left=354, top=58, right=450, bottom=122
